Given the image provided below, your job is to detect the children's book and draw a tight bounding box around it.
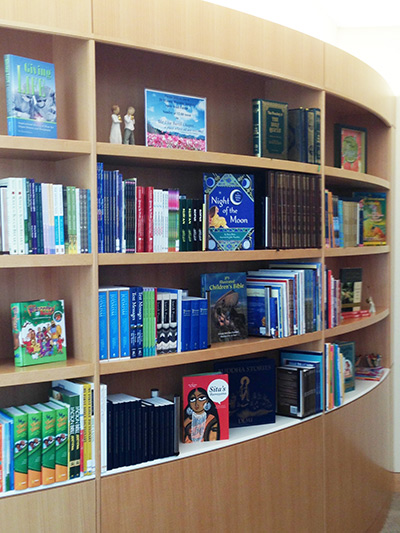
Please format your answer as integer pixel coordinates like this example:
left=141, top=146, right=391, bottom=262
left=182, top=372, right=229, bottom=442
left=201, top=272, right=248, bottom=343
left=145, top=89, right=206, bottom=151
left=203, top=173, right=254, bottom=251
left=4, top=54, right=57, bottom=138
left=11, top=299, right=67, bottom=367
left=352, top=191, right=386, bottom=245
left=214, top=357, right=276, bottom=427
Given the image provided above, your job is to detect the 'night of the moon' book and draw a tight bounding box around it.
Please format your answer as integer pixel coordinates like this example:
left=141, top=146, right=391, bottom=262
left=203, top=172, right=254, bottom=251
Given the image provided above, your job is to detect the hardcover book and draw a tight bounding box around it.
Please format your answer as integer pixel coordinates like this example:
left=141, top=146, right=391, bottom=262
left=276, top=365, right=316, bottom=418
left=203, top=172, right=254, bottom=251
left=253, top=98, right=288, bottom=159
left=11, top=299, right=67, bottom=367
left=4, top=54, right=57, bottom=138
left=214, top=357, right=275, bottom=427
left=182, top=372, right=229, bottom=442
left=145, top=89, right=206, bottom=151
left=339, top=267, right=362, bottom=312
left=201, top=271, right=248, bottom=343
left=352, top=191, right=386, bottom=245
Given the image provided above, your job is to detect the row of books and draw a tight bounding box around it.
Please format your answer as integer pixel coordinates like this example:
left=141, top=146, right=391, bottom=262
left=0, top=378, right=94, bottom=493
left=246, top=262, right=323, bottom=339
left=255, top=171, right=321, bottom=250
left=0, top=177, right=91, bottom=255
left=102, top=387, right=179, bottom=472
left=252, top=99, right=321, bottom=164
left=325, top=341, right=356, bottom=410
left=98, top=285, right=209, bottom=360
left=325, top=190, right=387, bottom=248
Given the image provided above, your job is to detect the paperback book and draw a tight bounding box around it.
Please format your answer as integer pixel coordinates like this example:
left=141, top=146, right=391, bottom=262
left=182, top=373, right=229, bottom=442
left=145, top=89, right=206, bottom=151
left=203, top=172, right=254, bottom=251
left=4, top=54, right=57, bottom=138
left=201, top=271, right=248, bottom=343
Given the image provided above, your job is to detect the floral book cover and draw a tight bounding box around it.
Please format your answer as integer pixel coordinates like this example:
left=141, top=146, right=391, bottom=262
left=182, top=372, right=229, bottom=443
left=145, top=89, right=206, bottom=151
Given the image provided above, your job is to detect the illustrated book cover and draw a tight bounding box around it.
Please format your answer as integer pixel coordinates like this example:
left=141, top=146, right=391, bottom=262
left=182, top=372, right=229, bottom=442
left=339, top=267, right=362, bottom=312
left=4, top=54, right=57, bottom=138
left=336, top=340, right=356, bottom=393
left=145, top=89, right=206, bottom=151
left=352, top=191, right=386, bottom=245
left=214, top=357, right=275, bottom=427
left=201, top=271, right=248, bottom=343
left=11, top=299, right=66, bottom=366
left=203, top=172, right=254, bottom=251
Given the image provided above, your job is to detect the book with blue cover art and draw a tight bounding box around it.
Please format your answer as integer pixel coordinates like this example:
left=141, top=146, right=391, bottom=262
left=4, top=54, right=57, bottom=138
left=214, top=357, right=276, bottom=427
left=204, top=173, right=254, bottom=251
left=201, top=271, right=248, bottom=343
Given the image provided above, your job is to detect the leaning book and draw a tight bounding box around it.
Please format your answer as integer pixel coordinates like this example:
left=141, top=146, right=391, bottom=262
left=182, top=372, right=229, bottom=442
left=4, top=54, right=57, bottom=138
left=203, top=172, right=254, bottom=251
left=145, top=89, right=206, bottom=151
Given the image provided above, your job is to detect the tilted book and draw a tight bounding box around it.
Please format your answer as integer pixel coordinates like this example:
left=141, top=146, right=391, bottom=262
left=4, top=54, right=57, bottom=138
left=203, top=172, right=254, bottom=251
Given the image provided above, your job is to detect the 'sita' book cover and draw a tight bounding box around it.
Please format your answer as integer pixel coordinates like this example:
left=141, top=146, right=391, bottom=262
left=11, top=299, right=66, bottom=367
left=4, top=54, right=57, bottom=138
left=182, top=372, right=229, bottom=443
left=201, top=271, right=248, bottom=343
left=203, top=172, right=255, bottom=251
left=214, top=357, right=276, bottom=427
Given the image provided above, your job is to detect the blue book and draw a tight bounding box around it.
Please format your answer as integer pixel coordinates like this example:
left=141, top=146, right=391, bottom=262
left=97, top=162, right=104, bottom=253
left=182, top=297, right=200, bottom=351
left=280, top=349, right=324, bottom=413
left=201, top=271, right=248, bottom=343
left=86, top=188, right=91, bottom=253
left=181, top=298, right=191, bottom=352
left=128, top=286, right=144, bottom=358
left=98, top=289, right=109, bottom=360
left=4, top=54, right=57, bottom=138
left=203, top=173, right=254, bottom=251
left=247, top=284, right=271, bottom=337
left=0, top=411, right=14, bottom=491
left=118, top=287, right=130, bottom=358
left=106, top=288, right=119, bottom=359
left=214, top=357, right=276, bottom=427
left=198, top=297, right=208, bottom=350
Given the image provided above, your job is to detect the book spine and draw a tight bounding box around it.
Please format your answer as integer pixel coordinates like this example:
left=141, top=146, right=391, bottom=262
left=98, top=290, right=109, bottom=360
left=119, top=288, right=130, bottom=358
left=136, top=185, right=145, bottom=252
left=108, top=289, right=120, bottom=359
left=129, top=286, right=138, bottom=358
left=76, top=188, right=81, bottom=254
left=252, top=99, right=262, bottom=157
left=145, top=186, right=154, bottom=252
left=97, top=162, right=104, bottom=253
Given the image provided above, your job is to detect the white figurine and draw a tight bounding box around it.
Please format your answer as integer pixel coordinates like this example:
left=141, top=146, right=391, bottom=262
left=367, top=297, right=376, bottom=314
left=123, top=106, right=136, bottom=145
left=109, top=104, right=122, bottom=144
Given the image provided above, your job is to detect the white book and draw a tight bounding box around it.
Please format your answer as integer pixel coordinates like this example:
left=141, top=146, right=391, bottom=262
left=162, top=189, right=169, bottom=253
left=100, top=383, right=107, bottom=474
left=0, top=188, right=9, bottom=253
left=48, top=182, right=55, bottom=254
left=41, top=183, right=49, bottom=254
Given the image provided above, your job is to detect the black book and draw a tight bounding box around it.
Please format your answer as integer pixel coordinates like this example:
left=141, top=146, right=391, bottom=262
left=276, top=365, right=316, bottom=418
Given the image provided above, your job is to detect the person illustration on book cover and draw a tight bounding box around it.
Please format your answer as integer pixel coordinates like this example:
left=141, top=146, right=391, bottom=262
left=109, top=104, right=122, bottom=143
left=212, top=290, right=247, bottom=339
left=183, top=387, right=220, bottom=442
left=123, top=106, right=136, bottom=145
left=208, top=205, right=228, bottom=229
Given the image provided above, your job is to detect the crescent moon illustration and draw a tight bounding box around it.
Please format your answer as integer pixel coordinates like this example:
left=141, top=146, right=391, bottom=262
left=230, top=189, right=242, bottom=206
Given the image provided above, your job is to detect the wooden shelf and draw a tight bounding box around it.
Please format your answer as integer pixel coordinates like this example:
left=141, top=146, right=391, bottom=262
left=100, top=331, right=323, bottom=375
left=0, top=254, right=93, bottom=268
left=0, top=136, right=91, bottom=160
left=324, top=165, right=390, bottom=190
left=97, top=142, right=321, bottom=173
left=324, top=307, right=389, bottom=338
left=324, top=245, right=389, bottom=257
left=0, top=358, right=95, bottom=387
left=98, top=248, right=322, bottom=266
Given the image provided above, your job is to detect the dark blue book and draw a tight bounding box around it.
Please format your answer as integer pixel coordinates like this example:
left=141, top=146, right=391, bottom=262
left=181, top=298, right=191, bottom=352
left=201, top=271, right=248, bottom=343
left=214, top=357, right=276, bottom=427
left=97, top=162, right=104, bottom=253
left=288, top=108, right=306, bottom=162
left=34, top=182, right=44, bottom=254
left=198, top=297, right=208, bottom=349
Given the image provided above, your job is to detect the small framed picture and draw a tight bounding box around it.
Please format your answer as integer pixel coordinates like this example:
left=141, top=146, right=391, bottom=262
left=334, top=124, right=367, bottom=173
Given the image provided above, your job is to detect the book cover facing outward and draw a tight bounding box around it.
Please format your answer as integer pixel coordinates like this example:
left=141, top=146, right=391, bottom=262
left=4, top=54, right=57, bottom=138
left=182, top=372, right=229, bottom=443
left=203, top=172, right=254, bottom=251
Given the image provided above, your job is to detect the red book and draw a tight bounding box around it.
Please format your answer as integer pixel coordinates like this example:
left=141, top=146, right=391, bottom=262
left=136, top=185, right=145, bottom=252
left=182, top=372, right=229, bottom=443
left=145, top=186, right=154, bottom=253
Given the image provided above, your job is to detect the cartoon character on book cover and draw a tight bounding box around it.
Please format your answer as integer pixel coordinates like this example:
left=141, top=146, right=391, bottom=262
left=204, top=173, right=254, bottom=251
left=201, top=272, right=248, bottom=343
left=182, top=373, right=229, bottom=442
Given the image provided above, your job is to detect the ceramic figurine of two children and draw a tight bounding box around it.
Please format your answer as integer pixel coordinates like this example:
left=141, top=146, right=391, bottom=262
left=109, top=104, right=135, bottom=144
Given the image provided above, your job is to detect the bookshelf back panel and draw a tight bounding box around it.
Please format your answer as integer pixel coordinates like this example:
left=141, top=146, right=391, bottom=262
left=0, top=266, right=95, bottom=364
left=0, top=31, right=92, bottom=140
left=95, top=44, right=322, bottom=155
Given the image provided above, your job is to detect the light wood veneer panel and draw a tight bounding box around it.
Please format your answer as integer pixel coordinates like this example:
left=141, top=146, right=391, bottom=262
left=324, top=378, right=391, bottom=533
left=92, top=0, right=324, bottom=88
left=324, top=43, right=395, bottom=126
left=101, top=417, right=324, bottom=533
left=0, top=480, right=96, bottom=532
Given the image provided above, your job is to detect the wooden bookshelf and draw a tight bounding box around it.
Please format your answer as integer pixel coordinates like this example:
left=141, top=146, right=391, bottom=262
left=0, top=1, right=394, bottom=532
